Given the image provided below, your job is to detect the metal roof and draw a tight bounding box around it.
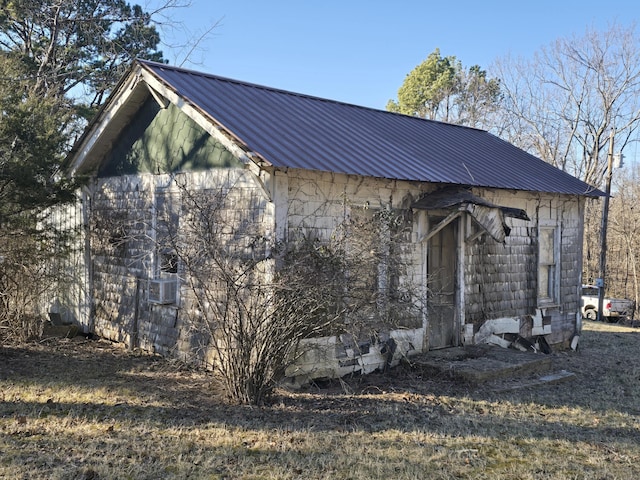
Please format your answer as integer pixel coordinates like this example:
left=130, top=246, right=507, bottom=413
left=134, top=59, right=601, bottom=197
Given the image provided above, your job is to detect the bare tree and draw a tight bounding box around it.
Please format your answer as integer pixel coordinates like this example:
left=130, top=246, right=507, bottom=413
left=492, top=23, right=640, bottom=188
left=604, top=164, right=640, bottom=313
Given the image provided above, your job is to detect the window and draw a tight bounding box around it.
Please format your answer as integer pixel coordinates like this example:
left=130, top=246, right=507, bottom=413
left=155, top=190, right=180, bottom=278
left=538, top=227, right=558, bottom=304
left=353, top=207, right=409, bottom=319
left=160, top=250, right=179, bottom=274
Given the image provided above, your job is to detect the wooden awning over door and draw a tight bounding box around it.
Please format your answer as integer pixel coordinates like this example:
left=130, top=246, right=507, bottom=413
left=413, top=187, right=530, bottom=243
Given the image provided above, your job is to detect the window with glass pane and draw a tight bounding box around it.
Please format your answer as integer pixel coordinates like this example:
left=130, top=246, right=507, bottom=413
left=538, top=227, right=557, bottom=302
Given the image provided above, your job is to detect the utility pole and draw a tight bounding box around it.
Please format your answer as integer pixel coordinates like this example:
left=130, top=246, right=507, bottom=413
left=597, top=131, right=615, bottom=322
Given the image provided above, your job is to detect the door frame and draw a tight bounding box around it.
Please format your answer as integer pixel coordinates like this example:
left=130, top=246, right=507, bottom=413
left=419, top=210, right=465, bottom=350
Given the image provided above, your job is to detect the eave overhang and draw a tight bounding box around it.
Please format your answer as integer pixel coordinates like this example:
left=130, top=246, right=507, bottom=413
left=66, top=61, right=269, bottom=177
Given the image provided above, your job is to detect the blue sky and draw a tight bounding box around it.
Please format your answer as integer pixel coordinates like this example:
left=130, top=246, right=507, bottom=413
left=148, top=0, right=638, bottom=110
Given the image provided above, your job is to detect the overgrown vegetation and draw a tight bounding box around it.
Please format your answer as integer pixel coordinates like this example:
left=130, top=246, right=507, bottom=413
left=0, top=1, right=209, bottom=344
left=1, top=321, right=639, bottom=479
left=0, top=55, right=79, bottom=343
left=389, top=23, right=640, bottom=316
left=0, top=0, right=167, bottom=342
left=166, top=182, right=422, bottom=404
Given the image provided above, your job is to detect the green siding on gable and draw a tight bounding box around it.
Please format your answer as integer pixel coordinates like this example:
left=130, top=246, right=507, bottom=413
left=99, top=97, right=241, bottom=177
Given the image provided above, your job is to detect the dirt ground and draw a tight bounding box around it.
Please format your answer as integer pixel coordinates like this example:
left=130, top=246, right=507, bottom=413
left=1, top=320, right=639, bottom=425
left=1, top=321, right=640, bottom=479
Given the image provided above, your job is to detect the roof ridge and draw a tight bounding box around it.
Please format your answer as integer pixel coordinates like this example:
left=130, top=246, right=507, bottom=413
left=136, top=58, right=482, bottom=132
left=130, top=58, right=601, bottom=197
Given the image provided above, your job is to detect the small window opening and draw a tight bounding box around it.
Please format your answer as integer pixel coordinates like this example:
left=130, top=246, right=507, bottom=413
left=160, top=251, right=178, bottom=274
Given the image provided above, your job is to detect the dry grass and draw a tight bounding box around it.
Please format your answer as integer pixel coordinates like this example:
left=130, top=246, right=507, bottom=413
left=2, top=321, right=640, bottom=479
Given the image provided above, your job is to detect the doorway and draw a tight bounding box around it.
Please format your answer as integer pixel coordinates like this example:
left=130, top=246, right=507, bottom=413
left=427, top=217, right=458, bottom=349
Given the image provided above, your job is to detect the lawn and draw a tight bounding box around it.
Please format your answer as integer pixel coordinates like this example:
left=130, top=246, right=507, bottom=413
left=1, top=321, right=640, bottom=479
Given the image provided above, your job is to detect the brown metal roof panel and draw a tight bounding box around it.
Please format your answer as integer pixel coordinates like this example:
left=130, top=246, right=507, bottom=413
left=144, top=62, right=447, bottom=175
left=139, top=60, right=601, bottom=197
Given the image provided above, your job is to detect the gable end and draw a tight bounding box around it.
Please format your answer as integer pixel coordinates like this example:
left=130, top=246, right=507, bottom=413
left=99, top=97, right=242, bottom=176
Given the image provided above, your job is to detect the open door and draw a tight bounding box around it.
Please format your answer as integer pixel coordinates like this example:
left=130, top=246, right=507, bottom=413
left=427, top=217, right=458, bottom=349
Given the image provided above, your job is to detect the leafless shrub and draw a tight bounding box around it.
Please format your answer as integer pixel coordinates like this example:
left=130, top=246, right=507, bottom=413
left=173, top=182, right=423, bottom=405
left=0, top=215, right=78, bottom=343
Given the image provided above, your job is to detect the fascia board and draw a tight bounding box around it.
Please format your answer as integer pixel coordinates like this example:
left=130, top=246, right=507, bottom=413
left=138, top=69, right=268, bottom=167
left=68, top=66, right=146, bottom=176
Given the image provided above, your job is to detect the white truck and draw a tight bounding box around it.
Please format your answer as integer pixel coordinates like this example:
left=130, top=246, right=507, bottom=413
left=581, top=284, right=635, bottom=322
